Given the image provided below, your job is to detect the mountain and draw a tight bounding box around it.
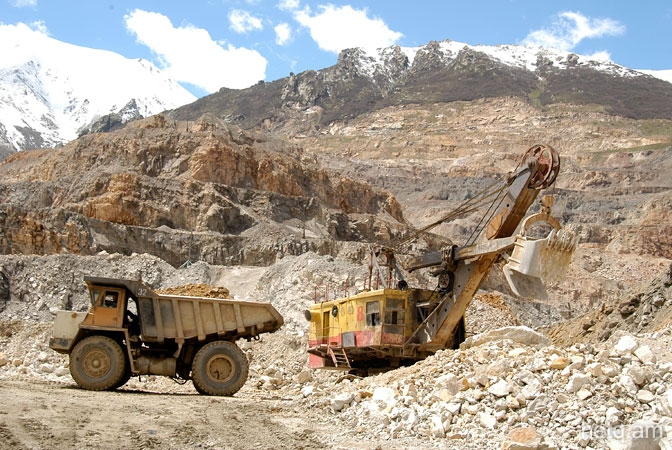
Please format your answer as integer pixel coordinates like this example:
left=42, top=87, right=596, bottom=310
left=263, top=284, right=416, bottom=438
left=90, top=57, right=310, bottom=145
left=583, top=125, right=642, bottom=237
left=0, top=23, right=196, bottom=153
left=170, top=39, right=672, bottom=134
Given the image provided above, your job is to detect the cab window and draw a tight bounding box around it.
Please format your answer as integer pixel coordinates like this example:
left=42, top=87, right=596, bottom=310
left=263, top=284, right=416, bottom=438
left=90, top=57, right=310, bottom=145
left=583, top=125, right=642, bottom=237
left=101, top=291, right=119, bottom=308
left=366, top=301, right=381, bottom=326
left=384, top=298, right=406, bottom=325
left=89, top=289, right=101, bottom=306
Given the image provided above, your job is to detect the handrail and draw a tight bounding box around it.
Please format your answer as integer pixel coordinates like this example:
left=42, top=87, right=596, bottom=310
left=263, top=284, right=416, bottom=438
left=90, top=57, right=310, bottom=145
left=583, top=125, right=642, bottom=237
left=312, top=283, right=349, bottom=303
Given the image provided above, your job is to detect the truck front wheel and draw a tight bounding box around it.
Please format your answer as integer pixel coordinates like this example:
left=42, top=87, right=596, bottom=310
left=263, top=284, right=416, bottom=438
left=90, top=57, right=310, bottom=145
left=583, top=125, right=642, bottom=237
left=191, top=341, right=249, bottom=396
left=69, top=335, right=127, bottom=391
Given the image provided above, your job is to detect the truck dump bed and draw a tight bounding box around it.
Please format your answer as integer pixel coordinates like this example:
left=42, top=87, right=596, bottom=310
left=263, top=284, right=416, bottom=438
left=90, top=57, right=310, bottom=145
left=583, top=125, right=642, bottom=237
left=84, top=276, right=283, bottom=343
left=137, top=294, right=283, bottom=343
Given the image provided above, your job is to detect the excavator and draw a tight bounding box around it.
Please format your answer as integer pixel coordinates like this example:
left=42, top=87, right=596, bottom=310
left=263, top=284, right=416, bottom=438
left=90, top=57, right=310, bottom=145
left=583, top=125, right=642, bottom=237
left=305, top=144, right=577, bottom=373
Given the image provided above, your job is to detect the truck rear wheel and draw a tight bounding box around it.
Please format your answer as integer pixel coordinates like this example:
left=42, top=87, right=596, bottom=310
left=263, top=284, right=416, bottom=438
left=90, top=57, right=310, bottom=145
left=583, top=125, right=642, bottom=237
left=69, top=335, right=127, bottom=391
left=191, top=341, right=249, bottom=396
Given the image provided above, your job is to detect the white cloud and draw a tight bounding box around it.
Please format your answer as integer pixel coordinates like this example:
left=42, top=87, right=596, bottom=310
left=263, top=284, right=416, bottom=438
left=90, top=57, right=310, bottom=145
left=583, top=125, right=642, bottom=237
left=124, top=9, right=267, bottom=92
left=28, top=20, right=48, bottom=34
left=587, top=50, right=612, bottom=62
left=277, top=0, right=300, bottom=12
left=9, top=0, right=37, bottom=7
left=293, top=4, right=402, bottom=54
left=523, top=11, right=625, bottom=51
left=275, top=23, right=292, bottom=46
left=229, top=9, right=263, bottom=33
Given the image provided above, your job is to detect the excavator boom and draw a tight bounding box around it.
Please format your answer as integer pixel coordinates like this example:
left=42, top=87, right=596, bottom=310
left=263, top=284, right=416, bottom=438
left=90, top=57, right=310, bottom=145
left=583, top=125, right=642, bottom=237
left=406, top=152, right=548, bottom=350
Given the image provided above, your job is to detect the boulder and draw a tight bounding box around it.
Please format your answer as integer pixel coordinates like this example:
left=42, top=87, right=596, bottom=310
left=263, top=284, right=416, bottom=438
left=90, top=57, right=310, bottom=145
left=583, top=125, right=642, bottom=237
left=566, top=373, right=591, bottom=393
left=429, top=414, right=445, bottom=438
left=461, top=326, right=550, bottom=350
left=488, top=379, right=512, bottom=398
left=658, top=389, right=672, bottom=417
left=301, top=385, right=314, bottom=397
left=636, top=390, right=655, bottom=404
left=549, top=356, right=569, bottom=370
left=501, top=426, right=545, bottom=450
left=634, top=345, right=657, bottom=364
left=479, top=412, right=497, bottom=429
left=294, top=370, right=312, bottom=384
left=331, top=393, right=354, bottom=412
left=614, top=335, right=638, bottom=355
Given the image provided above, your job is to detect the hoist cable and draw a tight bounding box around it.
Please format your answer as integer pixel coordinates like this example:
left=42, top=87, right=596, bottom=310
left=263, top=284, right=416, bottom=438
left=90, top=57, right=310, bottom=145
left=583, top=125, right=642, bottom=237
left=465, top=188, right=508, bottom=246
left=391, top=174, right=512, bottom=249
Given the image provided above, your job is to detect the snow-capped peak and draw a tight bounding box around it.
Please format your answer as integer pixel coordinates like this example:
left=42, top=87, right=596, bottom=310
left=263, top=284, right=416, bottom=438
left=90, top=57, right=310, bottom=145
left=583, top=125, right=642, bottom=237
left=354, top=39, right=652, bottom=82
left=0, top=23, right=197, bottom=151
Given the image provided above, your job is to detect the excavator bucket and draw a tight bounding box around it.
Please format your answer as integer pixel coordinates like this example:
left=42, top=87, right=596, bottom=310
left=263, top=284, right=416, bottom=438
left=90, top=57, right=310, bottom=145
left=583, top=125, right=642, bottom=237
left=503, top=228, right=578, bottom=300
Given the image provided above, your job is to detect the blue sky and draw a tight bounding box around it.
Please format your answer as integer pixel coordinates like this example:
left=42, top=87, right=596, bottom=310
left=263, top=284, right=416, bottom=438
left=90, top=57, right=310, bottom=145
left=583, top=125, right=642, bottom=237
left=2, top=0, right=671, bottom=97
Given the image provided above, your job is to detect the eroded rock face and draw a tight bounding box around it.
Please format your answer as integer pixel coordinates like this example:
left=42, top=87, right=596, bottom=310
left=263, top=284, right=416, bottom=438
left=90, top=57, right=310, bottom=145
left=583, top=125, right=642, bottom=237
left=0, top=114, right=406, bottom=266
left=606, top=192, right=672, bottom=259
left=0, top=270, right=8, bottom=312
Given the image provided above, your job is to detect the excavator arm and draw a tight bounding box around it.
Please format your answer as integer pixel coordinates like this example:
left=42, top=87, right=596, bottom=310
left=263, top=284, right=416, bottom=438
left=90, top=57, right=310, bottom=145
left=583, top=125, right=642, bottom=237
left=403, top=145, right=575, bottom=352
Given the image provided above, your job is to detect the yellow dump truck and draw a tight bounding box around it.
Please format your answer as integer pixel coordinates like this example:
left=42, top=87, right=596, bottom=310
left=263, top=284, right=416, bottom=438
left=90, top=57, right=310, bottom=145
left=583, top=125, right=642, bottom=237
left=49, top=277, right=283, bottom=395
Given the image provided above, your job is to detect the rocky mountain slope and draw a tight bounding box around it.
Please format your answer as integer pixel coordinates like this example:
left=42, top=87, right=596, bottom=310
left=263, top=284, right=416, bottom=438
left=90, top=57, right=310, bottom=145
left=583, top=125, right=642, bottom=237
left=170, top=40, right=672, bottom=136
left=2, top=96, right=671, bottom=313
left=0, top=113, right=404, bottom=268
left=302, top=97, right=672, bottom=259
left=0, top=23, right=196, bottom=152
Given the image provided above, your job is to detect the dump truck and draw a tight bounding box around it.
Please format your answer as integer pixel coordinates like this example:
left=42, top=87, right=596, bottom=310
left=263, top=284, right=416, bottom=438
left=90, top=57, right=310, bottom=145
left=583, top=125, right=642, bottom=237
left=49, top=277, right=283, bottom=395
left=306, top=144, right=577, bottom=373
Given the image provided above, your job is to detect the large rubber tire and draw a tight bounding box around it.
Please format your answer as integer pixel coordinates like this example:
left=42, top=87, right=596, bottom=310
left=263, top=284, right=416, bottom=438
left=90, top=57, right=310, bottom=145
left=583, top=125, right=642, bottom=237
left=191, top=341, right=249, bottom=396
left=112, top=364, right=132, bottom=390
left=69, top=335, right=127, bottom=391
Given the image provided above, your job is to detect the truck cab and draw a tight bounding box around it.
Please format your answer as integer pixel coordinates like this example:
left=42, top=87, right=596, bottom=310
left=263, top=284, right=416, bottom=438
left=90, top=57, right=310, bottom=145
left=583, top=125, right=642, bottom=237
left=86, top=285, right=126, bottom=328
left=49, top=278, right=139, bottom=354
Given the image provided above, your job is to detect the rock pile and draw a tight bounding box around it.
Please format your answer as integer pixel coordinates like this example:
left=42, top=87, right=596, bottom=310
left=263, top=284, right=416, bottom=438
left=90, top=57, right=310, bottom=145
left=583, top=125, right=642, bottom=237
left=291, top=326, right=672, bottom=449
left=4, top=321, right=672, bottom=449
left=156, top=283, right=233, bottom=298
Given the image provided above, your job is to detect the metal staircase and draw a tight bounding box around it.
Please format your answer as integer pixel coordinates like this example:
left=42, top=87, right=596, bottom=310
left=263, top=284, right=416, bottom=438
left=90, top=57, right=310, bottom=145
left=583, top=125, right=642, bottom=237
left=327, top=346, right=351, bottom=369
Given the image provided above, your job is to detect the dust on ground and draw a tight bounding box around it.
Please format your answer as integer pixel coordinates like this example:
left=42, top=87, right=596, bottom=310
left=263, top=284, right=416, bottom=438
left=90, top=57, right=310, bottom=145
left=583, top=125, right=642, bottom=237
left=0, top=380, right=335, bottom=450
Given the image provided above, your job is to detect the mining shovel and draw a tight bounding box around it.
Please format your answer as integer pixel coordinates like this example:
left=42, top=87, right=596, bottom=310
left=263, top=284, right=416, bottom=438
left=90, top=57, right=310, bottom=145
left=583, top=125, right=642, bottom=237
left=503, top=222, right=578, bottom=300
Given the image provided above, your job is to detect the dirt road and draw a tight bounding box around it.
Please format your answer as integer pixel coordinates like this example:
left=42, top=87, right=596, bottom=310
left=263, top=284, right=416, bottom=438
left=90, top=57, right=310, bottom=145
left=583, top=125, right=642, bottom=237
left=0, top=380, right=338, bottom=450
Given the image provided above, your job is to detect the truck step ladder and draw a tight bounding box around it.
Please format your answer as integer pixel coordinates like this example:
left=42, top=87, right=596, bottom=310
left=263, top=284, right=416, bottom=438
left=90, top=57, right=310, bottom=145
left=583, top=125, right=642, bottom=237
left=328, top=346, right=351, bottom=369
